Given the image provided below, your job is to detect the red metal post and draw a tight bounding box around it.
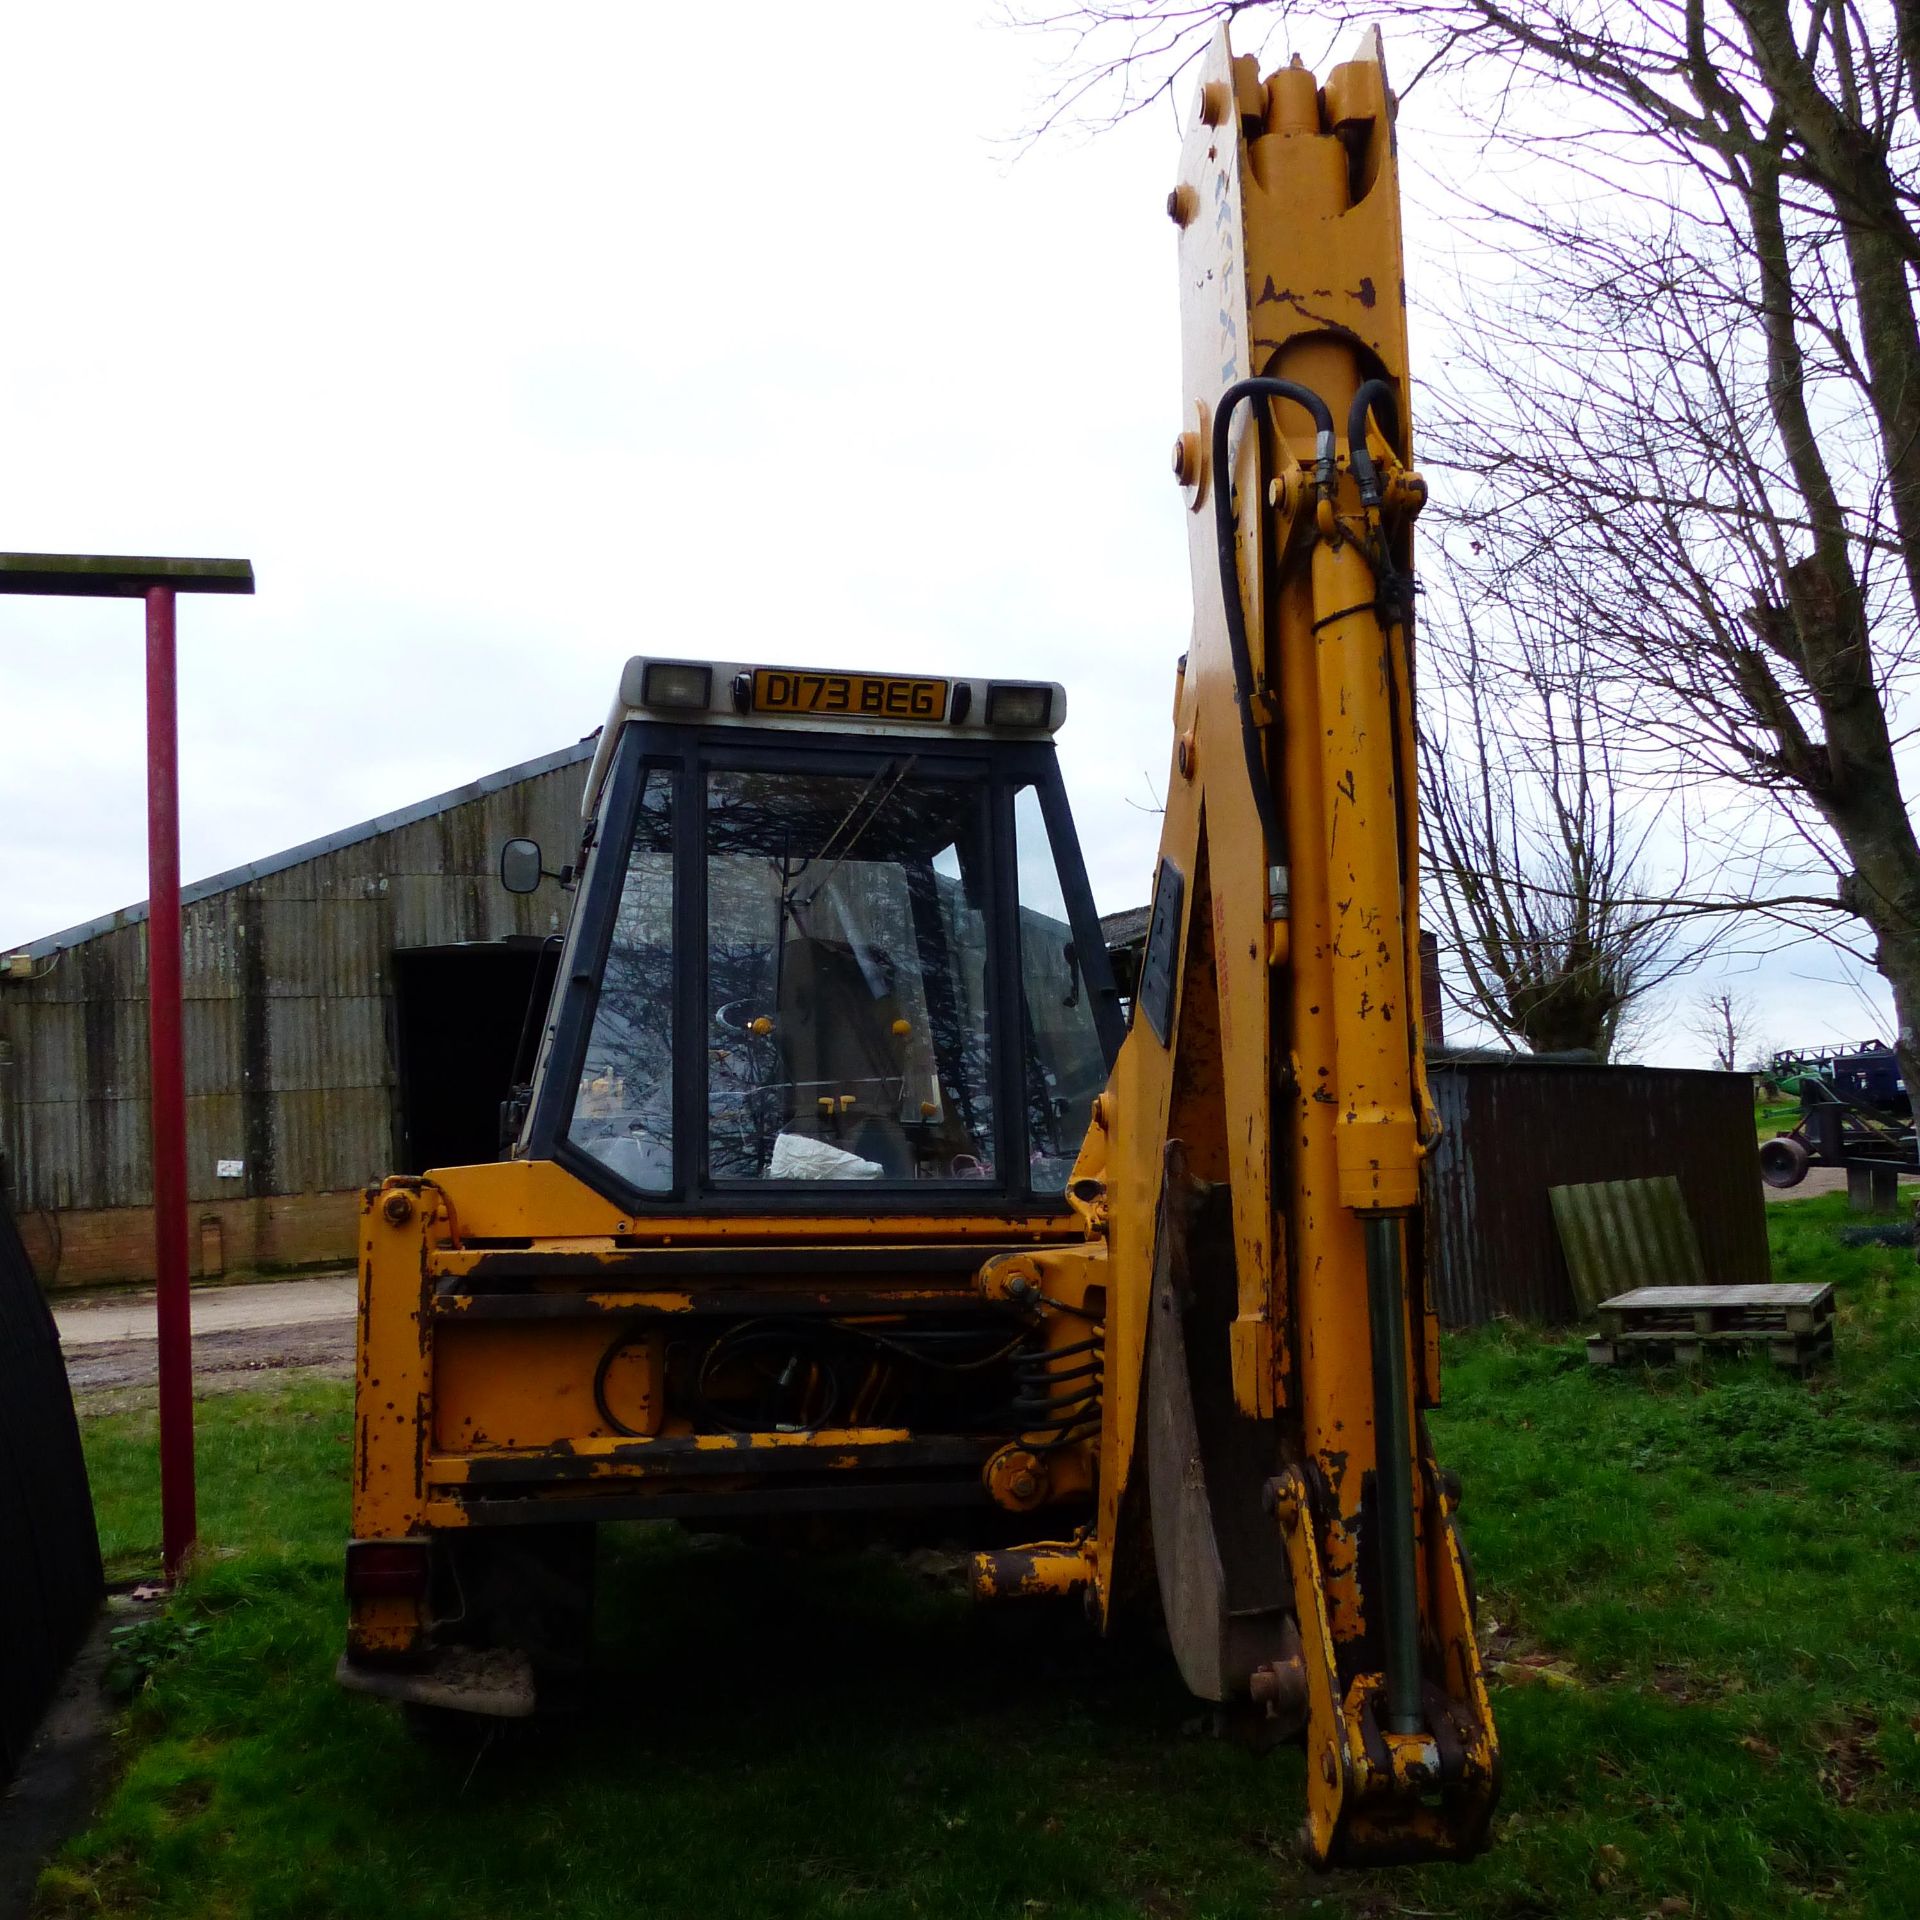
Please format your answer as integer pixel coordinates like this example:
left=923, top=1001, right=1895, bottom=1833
left=5, top=555, right=248, bottom=1581
left=145, top=584, right=196, bottom=1576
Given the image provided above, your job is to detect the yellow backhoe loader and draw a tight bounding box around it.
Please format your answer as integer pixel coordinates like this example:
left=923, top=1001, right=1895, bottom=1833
left=340, top=23, right=1498, bottom=1865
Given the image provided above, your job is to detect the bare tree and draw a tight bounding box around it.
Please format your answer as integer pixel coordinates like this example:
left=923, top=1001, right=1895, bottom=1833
left=1418, top=578, right=1695, bottom=1057
left=1427, top=165, right=1910, bottom=1041
left=1688, top=987, right=1759, bottom=1072
left=1009, top=0, right=1920, bottom=1116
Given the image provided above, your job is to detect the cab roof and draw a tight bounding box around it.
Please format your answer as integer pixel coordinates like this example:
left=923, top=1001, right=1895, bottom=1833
left=580, top=656, right=1068, bottom=823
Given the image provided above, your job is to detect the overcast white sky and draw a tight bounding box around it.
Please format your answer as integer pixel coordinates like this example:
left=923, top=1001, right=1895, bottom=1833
left=0, top=1, right=1889, bottom=1062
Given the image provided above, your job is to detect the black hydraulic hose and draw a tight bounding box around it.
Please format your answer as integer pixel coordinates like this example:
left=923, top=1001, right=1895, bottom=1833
left=593, top=1325, right=650, bottom=1437
left=1347, top=378, right=1402, bottom=508
left=1013, top=1360, right=1102, bottom=1389
left=1014, top=1336, right=1102, bottom=1363
left=1009, top=1384, right=1103, bottom=1413
left=1211, top=378, right=1336, bottom=893
left=1347, top=378, right=1417, bottom=636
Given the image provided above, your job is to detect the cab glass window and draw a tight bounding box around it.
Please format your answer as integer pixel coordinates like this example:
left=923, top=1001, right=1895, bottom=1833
left=567, top=770, right=675, bottom=1190
left=1014, top=784, right=1107, bottom=1194
left=704, top=764, right=996, bottom=1183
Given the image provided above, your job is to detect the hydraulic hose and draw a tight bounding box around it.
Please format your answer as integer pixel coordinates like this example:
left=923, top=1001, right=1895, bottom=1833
left=1346, top=378, right=1403, bottom=508
left=1210, top=378, right=1336, bottom=905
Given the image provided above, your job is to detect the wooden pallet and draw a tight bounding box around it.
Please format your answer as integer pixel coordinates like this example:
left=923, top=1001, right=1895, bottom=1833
left=1586, top=1283, right=1835, bottom=1376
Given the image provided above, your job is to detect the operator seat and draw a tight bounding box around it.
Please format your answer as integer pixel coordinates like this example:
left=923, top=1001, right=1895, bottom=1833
left=776, top=936, right=915, bottom=1174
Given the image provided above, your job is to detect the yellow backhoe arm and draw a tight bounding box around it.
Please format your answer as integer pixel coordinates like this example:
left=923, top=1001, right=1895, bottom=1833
left=1066, top=23, right=1498, bottom=1866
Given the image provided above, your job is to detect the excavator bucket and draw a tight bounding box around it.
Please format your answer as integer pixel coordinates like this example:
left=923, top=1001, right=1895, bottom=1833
left=1144, top=1146, right=1301, bottom=1707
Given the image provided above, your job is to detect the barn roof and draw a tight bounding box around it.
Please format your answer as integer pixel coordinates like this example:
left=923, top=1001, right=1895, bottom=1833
left=6, top=737, right=597, bottom=962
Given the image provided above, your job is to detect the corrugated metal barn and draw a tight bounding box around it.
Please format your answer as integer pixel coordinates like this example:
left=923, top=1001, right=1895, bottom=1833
left=0, top=742, right=590, bottom=1288
left=1423, top=1052, right=1769, bottom=1326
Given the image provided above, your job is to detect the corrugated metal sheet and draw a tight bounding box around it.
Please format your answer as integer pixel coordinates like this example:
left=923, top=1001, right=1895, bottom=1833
left=0, top=745, right=590, bottom=1214
left=1548, top=1175, right=1707, bottom=1314
left=7, top=739, right=595, bottom=960
left=1422, top=1058, right=1769, bottom=1328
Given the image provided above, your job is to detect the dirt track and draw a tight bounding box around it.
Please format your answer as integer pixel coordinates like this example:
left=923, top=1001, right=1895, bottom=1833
left=55, top=1274, right=355, bottom=1413
left=1763, top=1166, right=1919, bottom=1203
left=62, top=1321, right=354, bottom=1409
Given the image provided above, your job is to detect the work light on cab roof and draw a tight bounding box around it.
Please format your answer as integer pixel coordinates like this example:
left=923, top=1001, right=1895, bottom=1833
left=579, top=657, right=1068, bottom=821
left=625, top=655, right=1063, bottom=731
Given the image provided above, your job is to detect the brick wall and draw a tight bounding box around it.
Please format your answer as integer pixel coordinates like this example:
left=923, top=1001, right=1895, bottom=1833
left=16, top=1188, right=361, bottom=1290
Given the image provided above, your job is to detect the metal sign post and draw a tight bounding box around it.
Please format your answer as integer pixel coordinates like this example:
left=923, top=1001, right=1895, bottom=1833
left=1, top=553, right=255, bottom=1578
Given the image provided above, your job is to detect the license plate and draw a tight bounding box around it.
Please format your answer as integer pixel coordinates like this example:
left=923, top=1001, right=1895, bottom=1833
left=751, top=668, right=949, bottom=722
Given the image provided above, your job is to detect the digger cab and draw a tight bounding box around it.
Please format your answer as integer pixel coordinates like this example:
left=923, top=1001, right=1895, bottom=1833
left=506, top=658, right=1123, bottom=1215
left=342, top=657, right=1127, bottom=1718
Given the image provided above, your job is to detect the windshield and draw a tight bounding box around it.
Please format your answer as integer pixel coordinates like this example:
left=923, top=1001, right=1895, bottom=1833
left=547, top=736, right=1116, bottom=1205
left=705, top=764, right=996, bottom=1183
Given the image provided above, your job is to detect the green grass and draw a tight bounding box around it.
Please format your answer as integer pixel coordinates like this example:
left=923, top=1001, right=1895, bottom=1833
left=1425, top=1194, right=1920, bottom=1918
left=42, top=1197, right=1920, bottom=1919
left=1756, top=1099, right=1801, bottom=1143
left=81, top=1381, right=352, bottom=1586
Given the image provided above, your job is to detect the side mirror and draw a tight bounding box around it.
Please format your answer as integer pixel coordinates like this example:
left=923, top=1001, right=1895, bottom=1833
left=500, top=837, right=543, bottom=895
